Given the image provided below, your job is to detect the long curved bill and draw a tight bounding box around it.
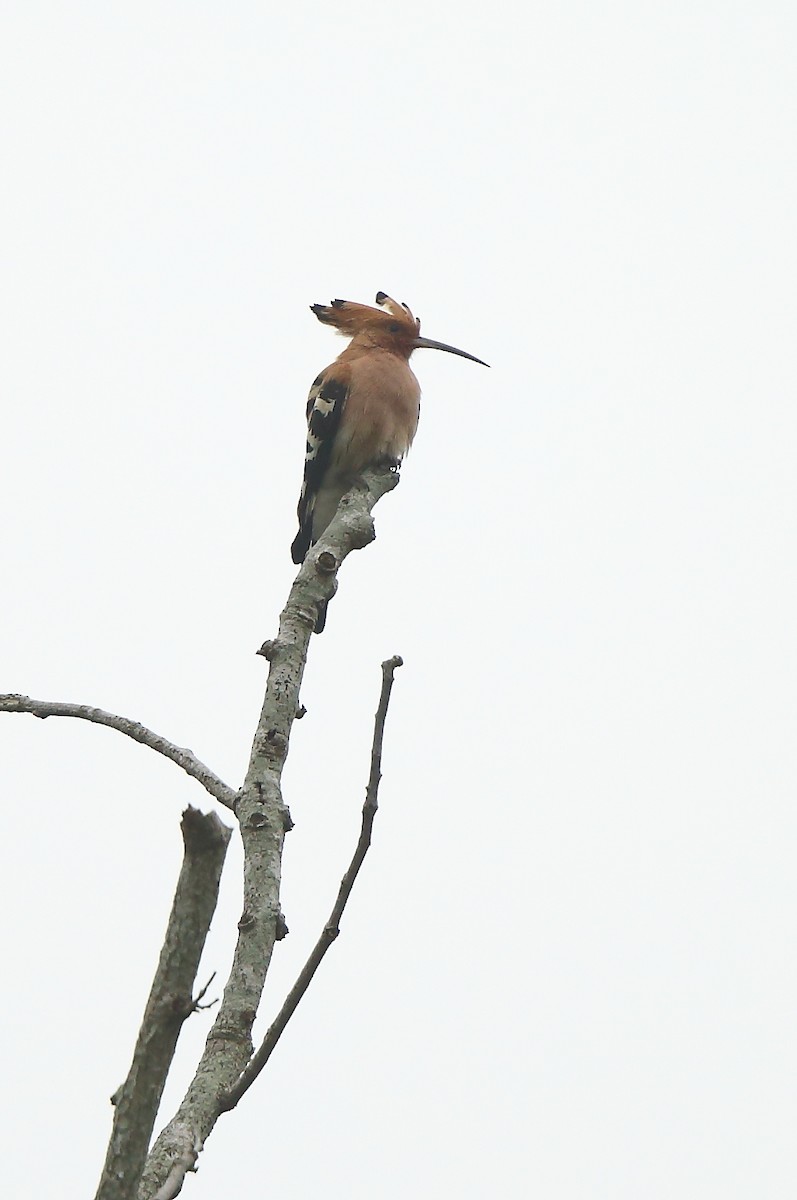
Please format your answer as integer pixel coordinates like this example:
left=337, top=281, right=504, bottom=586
left=413, top=336, right=490, bottom=367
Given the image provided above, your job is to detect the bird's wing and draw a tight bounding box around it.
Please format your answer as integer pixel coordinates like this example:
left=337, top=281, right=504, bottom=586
left=291, top=367, right=349, bottom=564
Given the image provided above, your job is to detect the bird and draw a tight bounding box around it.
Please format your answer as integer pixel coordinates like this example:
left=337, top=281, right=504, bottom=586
left=291, top=291, right=489, bottom=631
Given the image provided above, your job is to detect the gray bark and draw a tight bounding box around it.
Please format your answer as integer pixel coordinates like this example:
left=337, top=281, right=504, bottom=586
left=94, top=808, right=231, bottom=1200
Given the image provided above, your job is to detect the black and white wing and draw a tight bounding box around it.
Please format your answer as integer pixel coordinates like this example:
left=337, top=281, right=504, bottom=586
left=290, top=370, right=348, bottom=564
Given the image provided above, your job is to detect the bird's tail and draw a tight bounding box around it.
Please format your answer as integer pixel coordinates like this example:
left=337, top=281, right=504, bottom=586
left=314, top=597, right=328, bottom=634
left=291, top=523, right=312, bottom=565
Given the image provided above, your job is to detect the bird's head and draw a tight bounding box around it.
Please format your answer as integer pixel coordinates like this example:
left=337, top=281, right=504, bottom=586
left=310, top=292, right=489, bottom=366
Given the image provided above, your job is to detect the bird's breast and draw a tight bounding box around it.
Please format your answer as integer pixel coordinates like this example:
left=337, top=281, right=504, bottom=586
left=333, top=353, right=420, bottom=473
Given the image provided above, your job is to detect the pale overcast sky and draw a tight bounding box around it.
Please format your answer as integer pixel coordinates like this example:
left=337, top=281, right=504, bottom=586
left=2, top=3, right=796, bottom=1197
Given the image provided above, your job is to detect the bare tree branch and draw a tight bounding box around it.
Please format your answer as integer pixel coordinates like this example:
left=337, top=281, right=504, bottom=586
left=94, top=807, right=231, bottom=1200
left=137, top=465, right=400, bottom=1199
left=148, top=1135, right=202, bottom=1200
left=220, top=654, right=403, bottom=1112
left=0, top=695, right=237, bottom=810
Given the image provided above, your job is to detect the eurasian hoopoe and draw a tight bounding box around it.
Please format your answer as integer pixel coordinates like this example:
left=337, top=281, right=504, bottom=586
left=292, top=291, right=488, bottom=630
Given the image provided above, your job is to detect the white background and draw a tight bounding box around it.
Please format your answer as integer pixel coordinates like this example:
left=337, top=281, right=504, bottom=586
left=2, top=3, right=795, bottom=1196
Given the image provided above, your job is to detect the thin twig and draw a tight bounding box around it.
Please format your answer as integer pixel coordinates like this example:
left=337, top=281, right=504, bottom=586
left=220, top=654, right=403, bottom=1112
left=94, top=808, right=231, bottom=1200
left=189, top=972, right=218, bottom=1014
left=0, top=694, right=236, bottom=809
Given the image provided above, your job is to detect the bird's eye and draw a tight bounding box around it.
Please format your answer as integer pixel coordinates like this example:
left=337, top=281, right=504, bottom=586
left=389, top=322, right=400, bottom=333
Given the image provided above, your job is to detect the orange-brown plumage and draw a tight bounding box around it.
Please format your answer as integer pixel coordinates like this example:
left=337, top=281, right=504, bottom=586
left=292, top=292, right=488, bottom=630
left=310, top=292, right=420, bottom=354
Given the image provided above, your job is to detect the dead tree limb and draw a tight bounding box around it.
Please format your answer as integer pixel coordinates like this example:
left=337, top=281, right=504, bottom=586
left=94, top=807, right=232, bottom=1200
left=0, top=695, right=237, bottom=809
left=220, top=654, right=403, bottom=1111
left=136, top=465, right=400, bottom=1198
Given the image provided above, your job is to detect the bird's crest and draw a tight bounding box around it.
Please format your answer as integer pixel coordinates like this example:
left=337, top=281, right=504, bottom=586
left=310, top=291, right=489, bottom=366
left=311, top=292, right=420, bottom=344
